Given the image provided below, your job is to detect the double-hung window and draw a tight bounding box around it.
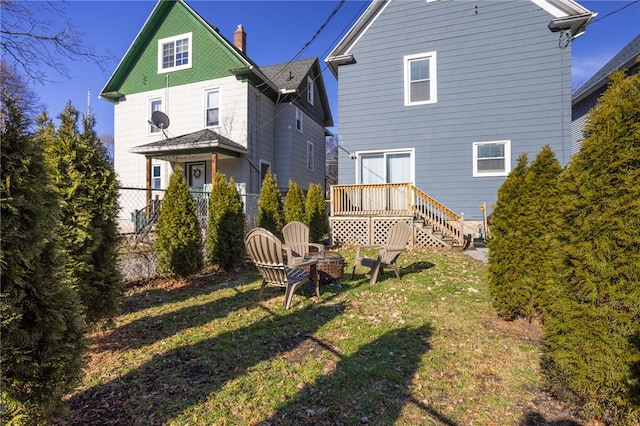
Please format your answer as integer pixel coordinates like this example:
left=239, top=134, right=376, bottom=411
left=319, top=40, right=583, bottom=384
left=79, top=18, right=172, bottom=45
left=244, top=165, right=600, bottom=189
left=307, top=141, right=314, bottom=171
left=149, top=98, right=163, bottom=134
left=158, top=33, right=192, bottom=73
left=205, top=89, right=219, bottom=127
left=404, top=52, right=437, bottom=105
left=473, top=140, right=511, bottom=177
left=295, top=107, right=303, bottom=133
left=152, top=164, right=162, bottom=189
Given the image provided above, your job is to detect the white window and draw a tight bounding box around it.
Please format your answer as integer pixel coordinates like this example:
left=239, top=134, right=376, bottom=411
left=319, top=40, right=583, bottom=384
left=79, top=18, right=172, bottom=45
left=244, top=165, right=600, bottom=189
left=357, top=150, right=414, bottom=184
left=204, top=89, right=219, bottom=127
left=473, top=140, right=511, bottom=177
left=307, top=76, right=314, bottom=105
left=295, top=107, right=303, bottom=133
left=158, top=33, right=192, bottom=73
left=307, top=141, right=314, bottom=171
left=152, top=164, right=162, bottom=189
left=404, top=52, right=437, bottom=105
left=149, top=98, right=163, bottom=134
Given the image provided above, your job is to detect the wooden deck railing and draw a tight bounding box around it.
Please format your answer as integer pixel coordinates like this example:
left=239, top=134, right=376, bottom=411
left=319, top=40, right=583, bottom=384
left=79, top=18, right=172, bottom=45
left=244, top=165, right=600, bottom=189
left=330, top=183, right=463, bottom=244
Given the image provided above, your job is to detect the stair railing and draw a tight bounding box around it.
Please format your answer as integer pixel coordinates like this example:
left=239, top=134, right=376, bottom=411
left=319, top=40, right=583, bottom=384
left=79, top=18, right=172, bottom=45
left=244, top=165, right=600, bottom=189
left=411, top=186, right=463, bottom=244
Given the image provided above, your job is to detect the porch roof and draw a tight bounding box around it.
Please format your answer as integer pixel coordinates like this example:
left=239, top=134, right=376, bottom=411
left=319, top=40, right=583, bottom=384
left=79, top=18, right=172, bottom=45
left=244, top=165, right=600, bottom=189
left=130, top=129, right=247, bottom=158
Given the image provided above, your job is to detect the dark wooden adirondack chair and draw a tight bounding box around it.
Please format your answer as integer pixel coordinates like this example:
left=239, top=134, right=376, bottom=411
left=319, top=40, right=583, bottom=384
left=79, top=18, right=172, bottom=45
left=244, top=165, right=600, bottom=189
left=245, top=227, right=319, bottom=310
left=351, top=221, right=412, bottom=285
left=282, top=221, right=325, bottom=266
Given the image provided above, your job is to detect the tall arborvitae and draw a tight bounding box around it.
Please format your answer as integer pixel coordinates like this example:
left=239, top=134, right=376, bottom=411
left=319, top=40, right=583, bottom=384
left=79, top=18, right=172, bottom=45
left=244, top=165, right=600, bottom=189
left=206, top=173, right=246, bottom=270
left=155, top=165, right=203, bottom=277
left=256, top=171, right=284, bottom=239
left=519, top=145, right=563, bottom=317
left=39, top=102, right=122, bottom=325
left=305, top=182, right=327, bottom=243
left=284, top=179, right=305, bottom=224
left=543, top=70, right=640, bottom=424
left=1, top=93, right=86, bottom=425
left=487, top=153, right=531, bottom=319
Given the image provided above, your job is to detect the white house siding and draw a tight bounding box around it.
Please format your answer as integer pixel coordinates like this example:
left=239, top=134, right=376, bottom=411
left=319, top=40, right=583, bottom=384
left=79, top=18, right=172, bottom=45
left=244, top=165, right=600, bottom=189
left=335, top=0, right=573, bottom=219
left=113, top=76, right=249, bottom=190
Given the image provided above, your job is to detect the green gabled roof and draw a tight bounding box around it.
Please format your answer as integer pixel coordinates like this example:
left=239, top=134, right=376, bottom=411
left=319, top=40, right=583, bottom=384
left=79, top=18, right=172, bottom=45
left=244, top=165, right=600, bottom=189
left=100, top=0, right=257, bottom=101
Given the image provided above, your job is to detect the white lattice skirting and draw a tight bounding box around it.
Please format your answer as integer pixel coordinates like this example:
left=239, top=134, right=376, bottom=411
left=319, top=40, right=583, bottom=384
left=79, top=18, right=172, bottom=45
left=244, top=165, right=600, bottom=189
left=329, top=216, right=449, bottom=249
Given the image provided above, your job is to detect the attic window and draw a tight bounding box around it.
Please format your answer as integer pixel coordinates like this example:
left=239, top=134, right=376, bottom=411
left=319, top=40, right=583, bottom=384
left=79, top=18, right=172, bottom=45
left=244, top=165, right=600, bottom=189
left=158, top=33, right=192, bottom=73
left=307, top=76, right=314, bottom=105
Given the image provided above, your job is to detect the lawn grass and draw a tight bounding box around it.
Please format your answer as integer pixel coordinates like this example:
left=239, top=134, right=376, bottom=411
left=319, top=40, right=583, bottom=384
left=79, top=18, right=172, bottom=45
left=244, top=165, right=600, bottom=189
left=53, top=248, right=566, bottom=425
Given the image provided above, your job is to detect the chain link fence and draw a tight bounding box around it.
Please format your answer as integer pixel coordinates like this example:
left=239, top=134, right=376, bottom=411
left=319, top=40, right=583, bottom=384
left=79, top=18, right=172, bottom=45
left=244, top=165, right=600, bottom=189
left=117, top=187, right=259, bottom=281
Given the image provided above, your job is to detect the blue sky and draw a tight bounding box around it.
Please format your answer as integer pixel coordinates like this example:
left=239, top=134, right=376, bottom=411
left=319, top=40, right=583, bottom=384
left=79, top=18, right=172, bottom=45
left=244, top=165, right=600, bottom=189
left=30, top=0, right=640, bottom=136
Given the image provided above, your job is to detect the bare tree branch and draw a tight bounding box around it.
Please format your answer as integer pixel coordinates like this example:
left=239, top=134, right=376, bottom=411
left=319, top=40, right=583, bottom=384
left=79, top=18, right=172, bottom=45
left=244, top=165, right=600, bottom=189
left=0, top=0, right=115, bottom=84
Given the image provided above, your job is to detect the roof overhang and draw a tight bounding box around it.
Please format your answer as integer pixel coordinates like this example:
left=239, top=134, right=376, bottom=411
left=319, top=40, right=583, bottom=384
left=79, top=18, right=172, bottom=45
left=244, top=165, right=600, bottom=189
left=532, top=0, right=596, bottom=38
left=131, top=129, right=247, bottom=158
left=326, top=0, right=596, bottom=78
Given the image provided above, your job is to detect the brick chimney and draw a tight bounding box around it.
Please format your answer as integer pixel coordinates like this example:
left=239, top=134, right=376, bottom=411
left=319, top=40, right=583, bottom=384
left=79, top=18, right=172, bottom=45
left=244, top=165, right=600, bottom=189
left=234, top=24, right=246, bottom=54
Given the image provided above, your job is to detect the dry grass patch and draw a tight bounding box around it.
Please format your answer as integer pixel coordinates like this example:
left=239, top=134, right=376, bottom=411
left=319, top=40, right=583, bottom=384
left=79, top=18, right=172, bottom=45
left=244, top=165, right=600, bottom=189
left=53, top=249, right=585, bottom=425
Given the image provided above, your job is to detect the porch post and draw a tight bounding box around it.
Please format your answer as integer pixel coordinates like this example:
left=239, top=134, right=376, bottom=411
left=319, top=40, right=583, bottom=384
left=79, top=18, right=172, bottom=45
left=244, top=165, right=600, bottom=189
left=146, top=157, right=152, bottom=218
left=211, top=152, right=218, bottom=182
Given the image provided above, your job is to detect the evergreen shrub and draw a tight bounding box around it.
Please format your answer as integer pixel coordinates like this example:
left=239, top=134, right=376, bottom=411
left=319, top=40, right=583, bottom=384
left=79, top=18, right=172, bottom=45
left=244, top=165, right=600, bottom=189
left=305, top=183, right=327, bottom=242
left=39, top=102, right=122, bottom=325
left=206, top=173, right=246, bottom=270
left=284, top=179, right=305, bottom=224
left=155, top=165, right=203, bottom=277
left=257, top=171, right=284, bottom=238
left=1, top=94, right=86, bottom=425
left=487, top=154, right=531, bottom=319
left=542, top=70, right=640, bottom=424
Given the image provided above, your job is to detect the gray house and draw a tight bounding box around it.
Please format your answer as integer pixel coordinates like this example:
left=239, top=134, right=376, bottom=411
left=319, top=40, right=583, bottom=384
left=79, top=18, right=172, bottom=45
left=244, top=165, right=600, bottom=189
left=325, top=0, right=595, bottom=225
left=572, top=34, right=640, bottom=155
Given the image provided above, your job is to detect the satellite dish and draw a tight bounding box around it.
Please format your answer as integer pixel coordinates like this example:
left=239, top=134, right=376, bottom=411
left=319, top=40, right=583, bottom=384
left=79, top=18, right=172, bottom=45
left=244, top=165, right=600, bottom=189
left=150, top=110, right=170, bottom=130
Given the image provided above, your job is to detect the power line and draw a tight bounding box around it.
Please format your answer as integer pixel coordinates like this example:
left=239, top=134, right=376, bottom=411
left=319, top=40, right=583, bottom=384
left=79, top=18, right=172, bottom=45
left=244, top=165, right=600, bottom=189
left=592, top=0, right=639, bottom=23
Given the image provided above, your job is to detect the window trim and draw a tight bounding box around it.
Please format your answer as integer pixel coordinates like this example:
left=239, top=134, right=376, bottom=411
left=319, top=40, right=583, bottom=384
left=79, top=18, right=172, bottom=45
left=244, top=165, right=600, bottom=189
left=307, top=76, right=314, bottom=105
left=152, top=164, right=162, bottom=189
left=203, top=87, right=220, bottom=128
left=295, top=107, right=303, bottom=133
left=158, top=33, right=192, bottom=74
left=355, top=148, right=415, bottom=184
left=148, top=97, right=164, bottom=135
left=404, top=51, right=437, bottom=106
left=307, top=141, right=314, bottom=172
left=472, top=140, right=511, bottom=177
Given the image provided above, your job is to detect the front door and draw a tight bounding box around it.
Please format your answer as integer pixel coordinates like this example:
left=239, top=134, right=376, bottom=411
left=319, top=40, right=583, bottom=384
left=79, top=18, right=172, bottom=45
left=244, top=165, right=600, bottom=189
left=188, top=162, right=206, bottom=189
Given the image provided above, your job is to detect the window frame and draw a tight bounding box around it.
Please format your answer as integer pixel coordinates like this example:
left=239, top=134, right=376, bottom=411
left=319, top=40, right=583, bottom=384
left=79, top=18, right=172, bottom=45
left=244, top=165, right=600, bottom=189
left=307, top=76, right=314, bottom=105
left=152, top=164, right=162, bottom=189
left=148, top=97, right=163, bottom=135
left=307, top=141, right=314, bottom=172
left=295, top=107, right=303, bottom=133
left=355, top=148, right=415, bottom=185
left=158, top=33, right=192, bottom=74
left=204, top=88, right=220, bottom=128
left=472, top=140, right=511, bottom=177
left=404, top=51, right=437, bottom=106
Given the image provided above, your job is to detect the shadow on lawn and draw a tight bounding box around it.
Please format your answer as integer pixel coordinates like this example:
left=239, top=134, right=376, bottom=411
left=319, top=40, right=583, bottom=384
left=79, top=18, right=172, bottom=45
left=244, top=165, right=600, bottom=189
left=92, top=282, right=276, bottom=352
left=53, top=303, right=346, bottom=425
left=262, top=323, right=458, bottom=425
